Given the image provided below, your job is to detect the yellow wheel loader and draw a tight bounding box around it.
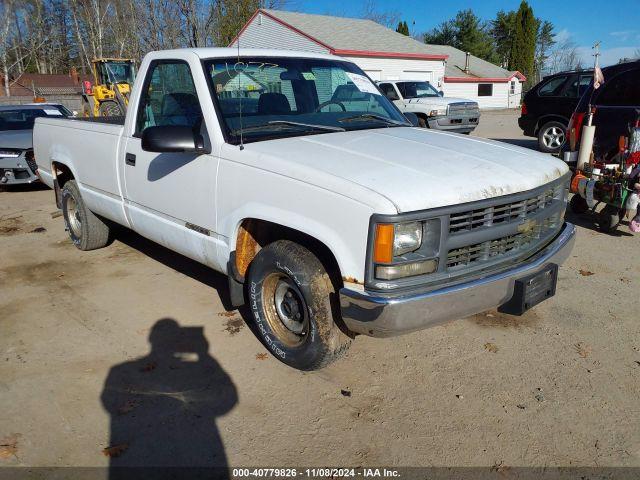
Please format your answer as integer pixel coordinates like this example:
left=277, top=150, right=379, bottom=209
left=81, top=58, right=136, bottom=117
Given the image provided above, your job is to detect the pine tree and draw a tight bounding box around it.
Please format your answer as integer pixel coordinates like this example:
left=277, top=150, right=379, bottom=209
left=396, top=21, right=409, bottom=36
left=508, top=0, right=537, bottom=81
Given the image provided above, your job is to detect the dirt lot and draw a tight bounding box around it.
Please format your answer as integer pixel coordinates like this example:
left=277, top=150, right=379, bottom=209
left=1, top=110, right=639, bottom=471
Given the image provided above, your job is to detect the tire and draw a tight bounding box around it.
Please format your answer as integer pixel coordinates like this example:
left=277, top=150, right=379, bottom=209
left=99, top=101, right=123, bottom=117
left=247, top=240, right=351, bottom=370
left=597, top=205, right=621, bottom=233
left=61, top=180, right=111, bottom=250
left=417, top=116, right=428, bottom=128
left=81, top=101, right=92, bottom=118
left=537, top=121, right=567, bottom=153
left=569, top=194, right=589, bottom=214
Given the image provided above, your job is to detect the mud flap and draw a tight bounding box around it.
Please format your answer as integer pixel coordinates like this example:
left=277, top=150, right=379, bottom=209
left=227, top=253, right=245, bottom=307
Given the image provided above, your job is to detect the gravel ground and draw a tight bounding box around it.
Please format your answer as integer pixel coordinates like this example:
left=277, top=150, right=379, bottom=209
left=1, top=110, right=639, bottom=472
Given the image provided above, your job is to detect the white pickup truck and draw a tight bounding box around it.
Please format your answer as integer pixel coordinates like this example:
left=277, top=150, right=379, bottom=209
left=377, top=80, right=480, bottom=133
left=34, top=48, right=575, bottom=370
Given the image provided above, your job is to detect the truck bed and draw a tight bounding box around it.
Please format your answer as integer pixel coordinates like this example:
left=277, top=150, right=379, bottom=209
left=34, top=116, right=125, bottom=224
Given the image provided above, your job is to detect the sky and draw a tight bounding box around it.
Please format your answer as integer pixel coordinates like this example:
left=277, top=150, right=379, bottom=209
left=293, top=0, right=640, bottom=67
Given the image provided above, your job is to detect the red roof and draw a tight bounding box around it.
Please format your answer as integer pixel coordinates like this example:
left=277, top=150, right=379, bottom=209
left=0, top=72, right=90, bottom=97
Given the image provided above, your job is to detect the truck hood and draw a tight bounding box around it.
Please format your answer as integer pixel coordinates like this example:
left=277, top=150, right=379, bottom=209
left=241, top=127, right=569, bottom=213
left=0, top=130, right=32, bottom=150
left=404, top=97, right=477, bottom=107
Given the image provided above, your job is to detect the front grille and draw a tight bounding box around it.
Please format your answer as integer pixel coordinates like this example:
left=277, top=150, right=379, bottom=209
left=446, top=213, right=561, bottom=270
left=449, top=185, right=557, bottom=234
left=448, top=102, right=479, bottom=115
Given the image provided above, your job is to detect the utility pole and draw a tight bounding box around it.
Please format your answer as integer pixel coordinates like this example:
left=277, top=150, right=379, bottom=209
left=592, top=41, right=601, bottom=69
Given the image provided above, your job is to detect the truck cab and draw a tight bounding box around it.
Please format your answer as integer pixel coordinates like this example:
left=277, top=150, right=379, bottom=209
left=377, top=80, right=480, bottom=133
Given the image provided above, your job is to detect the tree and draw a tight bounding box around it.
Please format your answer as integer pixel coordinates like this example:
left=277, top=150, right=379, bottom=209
left=508, top=0, right=537, bottom=83
left=534, top=20, right=555, bottom=82
left=423, top=20, right=456, bottom=47
left=453, top=10, right=497, bottom=63
left=360, top=0, right=400, bottom=28
left=491, top=10, right=516, bottom=67
left=423, top=10, right=497, bottom=63
left=396, top=20, right=409, bottom=36
left=547, top=39, right=580, bottom=74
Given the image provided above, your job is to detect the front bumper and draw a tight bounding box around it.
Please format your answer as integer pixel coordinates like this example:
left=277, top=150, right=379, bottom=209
left=428, top=113, right=479, bottom=133
left=1, top=153, right=38, bottom=185
left=340, top=222, right=576, bottom=337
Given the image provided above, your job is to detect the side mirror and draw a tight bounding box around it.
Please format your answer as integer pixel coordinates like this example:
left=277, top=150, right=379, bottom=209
left=141, top=126, right=210, bottom=154
left=438, top=90, right=444, bottom=97
left=403, top=112, right=420, bottom=127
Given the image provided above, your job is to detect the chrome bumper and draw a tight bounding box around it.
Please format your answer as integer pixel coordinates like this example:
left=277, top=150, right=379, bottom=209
left=340, top=223, right=576, bottom=337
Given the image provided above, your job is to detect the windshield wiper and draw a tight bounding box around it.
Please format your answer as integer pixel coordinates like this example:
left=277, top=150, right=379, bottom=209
left=338, top=113, right=409, bottom=126
left=267, top=120, right=345, bottom=132
left=231, top=121, right=345, bottom=136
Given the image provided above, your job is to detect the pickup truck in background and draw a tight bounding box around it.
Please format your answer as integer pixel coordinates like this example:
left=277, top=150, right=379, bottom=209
left=377, top=80, right=480, bottom=133
left=34, top=48, right=575, bottom=370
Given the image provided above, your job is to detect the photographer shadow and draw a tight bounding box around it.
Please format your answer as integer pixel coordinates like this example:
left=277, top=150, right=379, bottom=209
left=101, top=318, right=237, bottom=479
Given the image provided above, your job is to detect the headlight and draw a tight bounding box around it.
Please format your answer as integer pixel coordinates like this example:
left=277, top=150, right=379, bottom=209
left=372, top=219, right=441, bottom=280
left=393, top=222, right=422, bottom=256
left=429, top=108, right=447, bottom=117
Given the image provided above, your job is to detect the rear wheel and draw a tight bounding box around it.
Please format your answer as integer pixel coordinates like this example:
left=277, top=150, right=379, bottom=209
left=99, top=100, right=123, bottom=117
left=537, top=121, right=566, bottom=153
left=597, top=205, right=621, bottom=233
left=247, top=240, right=351, bottom=370
left=61, top=180, right=111, bottom=250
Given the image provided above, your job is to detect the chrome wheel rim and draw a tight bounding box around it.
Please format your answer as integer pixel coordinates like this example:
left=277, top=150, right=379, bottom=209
left=262, top=273, right=308, bottom=347
left=542, top=126, right=565, bottom=149
left=66, top=195, right=82, bottom=238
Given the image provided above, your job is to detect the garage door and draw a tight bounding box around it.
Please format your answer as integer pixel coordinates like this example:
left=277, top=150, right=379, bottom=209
left=402, top=70, right=433, bottom=82
left=364, top=70, right=382, bottom=81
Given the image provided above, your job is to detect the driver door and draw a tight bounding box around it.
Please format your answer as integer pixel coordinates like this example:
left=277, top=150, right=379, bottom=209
left=122, top=59, right=219, bottom=267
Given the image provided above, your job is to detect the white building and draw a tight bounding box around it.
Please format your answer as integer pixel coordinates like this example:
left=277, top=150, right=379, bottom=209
left=231, top=9, right=525, bottom=109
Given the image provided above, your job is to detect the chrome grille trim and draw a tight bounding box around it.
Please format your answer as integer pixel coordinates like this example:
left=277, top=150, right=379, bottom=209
left=449, top=184, right=559, bottom=234
left=447, top=102, right=480, bottom=115
left=447, top=213, right=561, bottom=270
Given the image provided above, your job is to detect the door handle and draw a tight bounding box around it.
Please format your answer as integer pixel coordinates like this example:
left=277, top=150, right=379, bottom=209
left=125, top=153, right=136, bottom=166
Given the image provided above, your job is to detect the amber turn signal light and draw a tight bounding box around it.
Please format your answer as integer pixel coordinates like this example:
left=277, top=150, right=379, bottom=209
left=373, top=224, right=394, bottom=263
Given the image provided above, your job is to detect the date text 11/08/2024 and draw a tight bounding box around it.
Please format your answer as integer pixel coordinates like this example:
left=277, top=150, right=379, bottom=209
left=232, top=468, right=400, bottom=477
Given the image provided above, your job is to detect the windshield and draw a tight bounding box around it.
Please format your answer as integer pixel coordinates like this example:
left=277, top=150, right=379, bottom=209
left=0, top=107, right=67, bottom=131
left=102, top=61, right=135, bottom=84
left=204, top=57, right=408, bottom=144
left=396, top=81, right=440, bottom=99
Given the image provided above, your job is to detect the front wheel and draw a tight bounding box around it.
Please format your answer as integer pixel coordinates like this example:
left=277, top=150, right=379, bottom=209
left=247, top=240, right=351, bottom=370
left=417, top=116, right=428, bottom=128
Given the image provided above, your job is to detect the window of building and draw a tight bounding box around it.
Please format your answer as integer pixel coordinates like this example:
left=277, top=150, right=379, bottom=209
left=510, top=80, right=516, bottom=94
left=478, top=84, right=493, bottom=96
